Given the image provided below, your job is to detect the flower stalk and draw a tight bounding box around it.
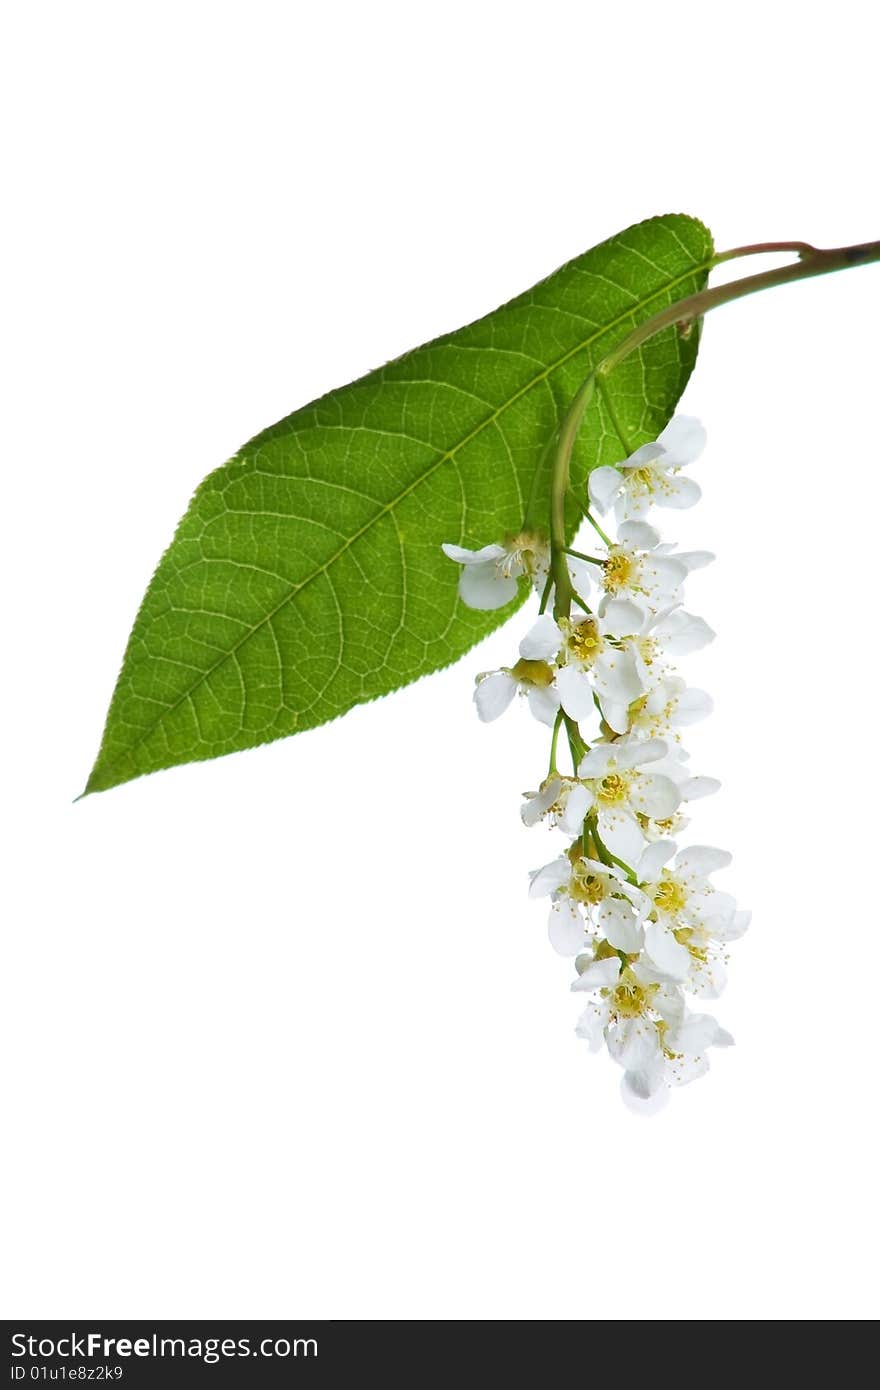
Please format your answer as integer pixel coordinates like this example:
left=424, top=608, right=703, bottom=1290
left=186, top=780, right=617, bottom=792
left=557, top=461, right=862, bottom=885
left=442, top=233, right=877, bottom=1106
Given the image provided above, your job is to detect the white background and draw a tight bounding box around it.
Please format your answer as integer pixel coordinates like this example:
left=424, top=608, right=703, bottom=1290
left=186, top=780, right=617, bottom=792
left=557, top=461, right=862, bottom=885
left=2, top=0, right=878, bottom=1321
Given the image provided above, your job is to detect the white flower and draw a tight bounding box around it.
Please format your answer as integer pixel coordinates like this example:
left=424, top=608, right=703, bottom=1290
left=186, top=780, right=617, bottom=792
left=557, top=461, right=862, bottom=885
left=520, top=776, right=593, bottom=835
left=529, top=852, right=648, bottom=955
left=585, top=520, right=697, bottom=614
left=605, top=601, right=715, bottom=683
left=614, top=674, right=713, bottom=742
left=588, top=415, right=706, bottom=521
left=636, top=841, right=748, bottom=996
left=576, top=737, right=682, bottom=866
left=572, top=955, right=733, bottom=1098
left=473, top=659, right=560, bottom=726
left=519, top=607, right=644, bottom=729
left=442, top=530, right=549, bottom=611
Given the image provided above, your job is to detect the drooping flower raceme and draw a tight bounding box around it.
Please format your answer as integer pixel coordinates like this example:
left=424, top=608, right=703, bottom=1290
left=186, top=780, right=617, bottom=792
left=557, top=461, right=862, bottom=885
left=443, top=415, right=748, bottom=1106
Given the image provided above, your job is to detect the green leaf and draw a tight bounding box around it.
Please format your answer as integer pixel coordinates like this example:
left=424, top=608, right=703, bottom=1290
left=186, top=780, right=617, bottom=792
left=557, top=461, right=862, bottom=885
left=86, top=213, right=713, bottom=794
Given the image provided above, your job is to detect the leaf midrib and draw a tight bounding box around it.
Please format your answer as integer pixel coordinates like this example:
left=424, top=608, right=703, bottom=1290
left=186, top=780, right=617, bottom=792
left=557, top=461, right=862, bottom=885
left=99, top=255, right=712, bottom=778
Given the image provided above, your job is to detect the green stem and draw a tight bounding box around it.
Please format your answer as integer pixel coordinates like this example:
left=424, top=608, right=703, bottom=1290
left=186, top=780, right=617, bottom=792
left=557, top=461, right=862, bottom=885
left=590, top=819, right=637, bottom=884
left=564, top=547, right=604, bottom=565
left=548, top=710, right=563, bottom=775
left=550, top=376, right=595, bottom=618
left=548, top=236, right=880, bottom=620
left=598, top=238, right=880, bottom=378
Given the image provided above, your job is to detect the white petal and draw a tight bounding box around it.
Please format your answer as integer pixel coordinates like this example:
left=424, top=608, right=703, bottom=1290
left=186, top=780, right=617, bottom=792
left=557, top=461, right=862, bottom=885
left=675, top=845, right=732, bottom=877
left=599, top=596, right=647, bottom=636
left=622, top=441, right=665, bottom=469
left=668, top=1011, right=732, bottom=1054
left=699, top=890, right=738, bottom=923
left=643, top=555, right=688, bottom=594
left=588, top=465, right=624, bottom=513
left=558, top=783, right=593, bottom=836
left=679, top=775, right=720, bottom=801
left=637, top=839, right=677, bottom=880
left=617, top=519, right=661, bottom=550
left=598, top=898, right=644, bottom=953
left=717, top=909, right=751, bottom=941
left=520, top=779, right=561, bottom=828
left=526, top=684, right=561, bottom=727
left=528, top=856, right=570, bottom=898
left=519, top=614, right=562, bottom=661
left=548, top=900, right=586, bottom=956
left=459, top=563, right=518, bottom=611
left=575, top=997, right=609, bottom=1048
left=594, top=649, right=643, bottom=706
left=570, top=957, right=621, bottom=992
left=441, top=541, right=506, bottom=565
left=567, top=556, right=596, bottom=599
left=666, top=1052, right=709, bottom=1088
left=473, top=671, right=518, bottom=722
left=657, top=415, right=706, bottom=464
left=607, top=1016, right=661, bottom=1071
left=599, top=809, right=645, bottom=866
left=657, top=610, right=715, bottom=655
left=622, top=1058, right=666, bottom=1100
left=617, top=736, right=669, bottom=769
left=645, top=922, right=691, bottom=980
left=631, top=773, right=681, bottom=820
left=676, top=550, right=715, bottom=573
left=555, top=664, right=596, bottom=722
left=577, top=743, right=616, bottom=778
left=661, top=476, right=702, bottom=509
left=599, top=696, right=630, bottom=736
left=673, top=688, right=713, bottom=725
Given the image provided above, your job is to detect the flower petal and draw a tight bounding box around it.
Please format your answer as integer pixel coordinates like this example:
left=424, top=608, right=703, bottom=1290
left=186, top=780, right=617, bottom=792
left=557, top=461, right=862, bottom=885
left=631, top=773, right=681, bottom=820
left=473, top=671, right=518, bottom=722
left=548, top=900, right=586, bottom=956
left=644, top=922, right=691, bottom=980
left=519, top=613, right=563, bottom=661
left=679, top=775, right=720, bottom=801
left=637, top=839, right=677, bottom=880
left=441, top=541, right=506, bottom=565
left=675, top=845, right=732, bottom=877
left=618, top=519, right=661, bottom=550
left=588, top=465, right=624, bottom=513
left=526, top=684, right=561, bottom=727
left=598, top=898, right=644, bottom=953
left=577, top=743, right=617, bottom=778
left=570, top=957, right=621, bottom=992
left=599, top=809, right=645, bottom=866
left=657, top=610, right=715, bottom=655
left=459, top=563, right=518, bottom=611
left=657, top=415, right=706, bottom=464
left=599, top=596, right=646, bottom=636
left=661, top=476, right=702, bottom=510
left=520, top=778, right=561, bottom=828
left=558, top=783, right=593, bottom=836
left=555, top=664, right=596, bottom=722
left=617, top=736, right=669, bottom=769
left=528, top=855, right=570, bottom=898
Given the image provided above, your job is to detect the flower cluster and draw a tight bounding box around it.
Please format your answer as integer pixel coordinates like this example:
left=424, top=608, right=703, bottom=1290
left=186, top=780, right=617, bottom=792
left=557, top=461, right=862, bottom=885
left=444, top=417, right=748, bottom=1105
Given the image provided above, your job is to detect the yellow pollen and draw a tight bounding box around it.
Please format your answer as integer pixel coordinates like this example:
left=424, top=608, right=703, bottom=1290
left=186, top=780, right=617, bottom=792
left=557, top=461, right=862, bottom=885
left=654, top=877, right=688, bottom=914
left=633, top=466, right=655, bottom=486
left=603, top=549, right=636, bottom=593
left=610, top=979, right=653, bottom=1019
left=571, top=871, right=606, bottom=906
left=567, top=618, right=601, bottom=665
left=597, top=771, right=630, bottom=806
